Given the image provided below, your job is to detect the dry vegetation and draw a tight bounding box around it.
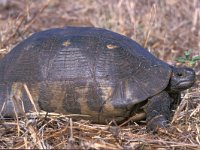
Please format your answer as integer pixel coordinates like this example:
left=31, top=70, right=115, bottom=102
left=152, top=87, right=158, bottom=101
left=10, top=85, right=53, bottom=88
left=0, top=0, right=200, bottom=149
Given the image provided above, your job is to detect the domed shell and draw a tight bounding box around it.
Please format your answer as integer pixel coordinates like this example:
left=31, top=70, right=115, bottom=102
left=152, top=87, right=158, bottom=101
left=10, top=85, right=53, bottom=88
left=0, top=27, right=171, bottom=104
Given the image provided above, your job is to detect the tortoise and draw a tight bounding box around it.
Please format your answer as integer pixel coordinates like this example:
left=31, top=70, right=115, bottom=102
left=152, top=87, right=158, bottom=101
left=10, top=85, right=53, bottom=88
left=0, top=26, right=195, bottom=131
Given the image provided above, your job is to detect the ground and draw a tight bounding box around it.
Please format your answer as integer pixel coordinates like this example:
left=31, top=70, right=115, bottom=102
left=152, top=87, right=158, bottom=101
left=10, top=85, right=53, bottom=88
left=0, top=0, right=199, bottom=149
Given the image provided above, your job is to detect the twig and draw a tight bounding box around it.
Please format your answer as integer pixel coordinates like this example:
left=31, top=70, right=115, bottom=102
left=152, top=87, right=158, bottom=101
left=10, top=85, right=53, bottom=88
left=171, top=93, right=189, bottom=124
left=143, top=4, right=157, bottom=48
left=119, top=112, right=146, bottom=127
left=13, top=96, right=45, bottom=149
left=69, top=118, right=75, bottom=142
left=23, top=84, right=39, bottom=114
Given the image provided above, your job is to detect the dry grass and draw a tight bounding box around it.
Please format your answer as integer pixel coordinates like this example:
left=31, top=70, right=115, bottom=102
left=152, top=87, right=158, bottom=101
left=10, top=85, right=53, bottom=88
left=0, top=0, right=199, bottom=149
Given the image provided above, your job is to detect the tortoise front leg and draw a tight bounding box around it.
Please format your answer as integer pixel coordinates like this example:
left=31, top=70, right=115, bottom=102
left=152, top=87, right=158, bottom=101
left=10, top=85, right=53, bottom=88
left=146, top=91, right=172, bottom=131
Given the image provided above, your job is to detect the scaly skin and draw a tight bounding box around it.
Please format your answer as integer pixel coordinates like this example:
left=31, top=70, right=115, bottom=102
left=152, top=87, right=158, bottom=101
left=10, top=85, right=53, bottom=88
left=146, top=91, right=172, bottom=131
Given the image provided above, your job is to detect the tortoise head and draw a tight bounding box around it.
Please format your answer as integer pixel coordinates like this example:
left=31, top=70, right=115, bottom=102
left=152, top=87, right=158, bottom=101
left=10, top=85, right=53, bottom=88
left=169, top=67, right=195, bottom=92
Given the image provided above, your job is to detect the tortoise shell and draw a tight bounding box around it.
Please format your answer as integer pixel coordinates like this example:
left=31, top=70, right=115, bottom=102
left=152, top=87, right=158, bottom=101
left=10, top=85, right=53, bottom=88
left=0, top=27, right=171, bottom=123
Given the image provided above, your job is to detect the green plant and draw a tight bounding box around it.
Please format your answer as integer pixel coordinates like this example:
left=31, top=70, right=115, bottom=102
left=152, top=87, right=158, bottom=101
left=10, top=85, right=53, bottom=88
left=176, top=49, right=200, bottom=67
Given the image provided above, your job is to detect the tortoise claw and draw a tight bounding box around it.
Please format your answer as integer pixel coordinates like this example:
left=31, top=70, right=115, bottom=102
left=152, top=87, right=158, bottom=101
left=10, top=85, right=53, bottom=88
left=147, top=115, right=168, bottom=132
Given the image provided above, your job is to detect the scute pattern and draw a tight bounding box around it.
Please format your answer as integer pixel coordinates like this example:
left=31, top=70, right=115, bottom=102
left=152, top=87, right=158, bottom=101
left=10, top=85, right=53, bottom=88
left=0, top=27, right=172, bottom=123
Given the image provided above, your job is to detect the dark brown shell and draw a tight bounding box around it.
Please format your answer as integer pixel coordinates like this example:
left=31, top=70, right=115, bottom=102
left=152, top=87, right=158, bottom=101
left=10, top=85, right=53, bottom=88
left=0, top=27, right=171, bottom=123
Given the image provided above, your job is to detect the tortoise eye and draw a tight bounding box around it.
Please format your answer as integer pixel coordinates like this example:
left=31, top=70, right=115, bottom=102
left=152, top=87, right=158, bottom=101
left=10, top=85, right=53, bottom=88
left=176, top=73, right=183, bottom=77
